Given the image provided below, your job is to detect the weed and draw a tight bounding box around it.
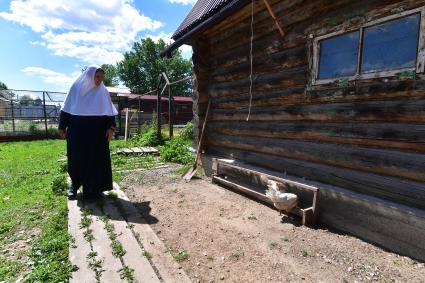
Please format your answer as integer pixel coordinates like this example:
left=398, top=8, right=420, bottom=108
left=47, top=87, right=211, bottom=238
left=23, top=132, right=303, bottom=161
left=174, top=250, right=189, bottom=262
left=119, top=265, right=135, bottom=283
left=269, top=242, right=279, bottom=250
left=143, top=251, right=153, bottom=259
left=301, top=250, right=309, bottom=257
left=281, top=236, right=289, bottom=242
left=230, top=251, right=244, bottom=260
left=247, top=214, right=257, bottom=220
left=51, top=174, right=68, bottom=196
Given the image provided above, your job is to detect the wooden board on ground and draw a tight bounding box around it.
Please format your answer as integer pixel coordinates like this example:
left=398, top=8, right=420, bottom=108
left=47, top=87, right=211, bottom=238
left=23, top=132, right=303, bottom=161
left=111, top=184, right=192, bottom=283
left=113, top=147, right=159, bottom=156
left=102, top=196, right=161, bottom=283
left=86, top=203, right=124, bottom=282
left=68, top=197, right=96, bottom=283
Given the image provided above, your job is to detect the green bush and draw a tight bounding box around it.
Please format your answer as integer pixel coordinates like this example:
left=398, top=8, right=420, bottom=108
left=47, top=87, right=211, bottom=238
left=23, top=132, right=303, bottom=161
left=180, top=121, right=193, bottom=141
left=130, top=114, right=165, bottom=146
left=29, top=123, right=42, bottom=134
left=51, top=174, right=68, bottom=196
left=159, top=136, right=194, bottom=165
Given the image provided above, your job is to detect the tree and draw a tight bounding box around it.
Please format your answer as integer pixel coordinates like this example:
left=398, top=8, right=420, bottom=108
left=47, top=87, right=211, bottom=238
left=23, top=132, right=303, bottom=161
left=117, top=38, right=192, bottom=96
left=19, top=95, right=34, bottom=105
left=33, top=97, right=42, bottom=106
left=101, top=64, right=119, bottom=87
left=0, top=81, right=7, bottom=90
left=81, top=64, right=119, bottom=87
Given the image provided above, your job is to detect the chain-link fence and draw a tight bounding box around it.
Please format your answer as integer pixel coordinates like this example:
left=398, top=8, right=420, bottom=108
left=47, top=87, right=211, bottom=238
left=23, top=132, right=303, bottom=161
left=0, top=89, right=66, bottom=139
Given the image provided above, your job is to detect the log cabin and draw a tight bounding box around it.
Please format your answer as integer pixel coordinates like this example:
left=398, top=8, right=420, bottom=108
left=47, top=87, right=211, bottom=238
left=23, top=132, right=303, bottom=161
left=162, top=0, right=425, bottom=261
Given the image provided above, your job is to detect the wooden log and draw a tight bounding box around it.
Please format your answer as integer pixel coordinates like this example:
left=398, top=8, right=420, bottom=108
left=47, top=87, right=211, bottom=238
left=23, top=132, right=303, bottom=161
left=210, top=46, right=308, bottom=83
left=209, top=97, right=425, bottom=123
left=207, top=146, right=425, bottom=209
left=207, top=132, right=425, bottom=182
left=211, top=80, right=425, bottom=108
left=209, top=66, right=307, bottom=97
left=208, top=121, right=425, bottom=152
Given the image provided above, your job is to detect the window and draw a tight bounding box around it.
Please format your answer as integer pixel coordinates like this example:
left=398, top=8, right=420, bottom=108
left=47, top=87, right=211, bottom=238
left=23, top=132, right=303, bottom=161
left=313, top=7, right=425, bottom=84
left=361, top=13, right=420, bottom=73
left=318, top=31, right=359, bottom=79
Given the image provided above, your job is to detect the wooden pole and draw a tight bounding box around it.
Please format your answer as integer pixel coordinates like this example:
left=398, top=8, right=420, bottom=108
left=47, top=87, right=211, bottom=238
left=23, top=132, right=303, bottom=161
left=118, top=96, right=122, bottom=136
left=168, top=85, right=173, bottom=138
left=156, top=88, right=162, bottom=141
left=263, top=0, right=285, bottom=37
left=124, top=107, right=129, bottom=141
left=138, top=95, right=141, bottom=134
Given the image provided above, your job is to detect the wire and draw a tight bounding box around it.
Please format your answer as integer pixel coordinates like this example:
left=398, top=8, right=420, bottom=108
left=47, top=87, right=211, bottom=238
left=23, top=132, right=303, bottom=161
left=246, top=0, right=254, bottom=121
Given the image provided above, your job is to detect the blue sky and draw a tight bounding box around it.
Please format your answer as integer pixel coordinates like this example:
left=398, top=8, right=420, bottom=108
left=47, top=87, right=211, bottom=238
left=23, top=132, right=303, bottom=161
left=0, top=0, right=194, bottom=92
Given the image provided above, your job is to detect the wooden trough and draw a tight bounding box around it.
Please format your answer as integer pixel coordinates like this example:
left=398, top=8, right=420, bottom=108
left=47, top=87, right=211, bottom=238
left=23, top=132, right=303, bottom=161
left=211, top=158, right=319, bottom=226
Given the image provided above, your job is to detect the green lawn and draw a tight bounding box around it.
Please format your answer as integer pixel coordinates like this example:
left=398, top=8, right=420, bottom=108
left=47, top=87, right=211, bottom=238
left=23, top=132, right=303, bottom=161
left=0, top=138, right=143, bottom=282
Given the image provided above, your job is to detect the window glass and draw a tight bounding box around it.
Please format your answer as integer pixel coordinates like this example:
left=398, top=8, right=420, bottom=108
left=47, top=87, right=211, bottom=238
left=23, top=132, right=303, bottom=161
left=318, top=31, right=360, bottom=79
left=361, top=13, right=420, bottom=73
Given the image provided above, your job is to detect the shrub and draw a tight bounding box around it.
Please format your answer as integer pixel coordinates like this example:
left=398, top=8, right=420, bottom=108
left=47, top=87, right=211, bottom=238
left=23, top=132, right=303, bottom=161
left=131, top=114, right=165, bottom=146
left=51, top=174, right=68, bottom=196
left=159, top=136, right=194, bottom=165
left=179, top=121, right=193, bottom=141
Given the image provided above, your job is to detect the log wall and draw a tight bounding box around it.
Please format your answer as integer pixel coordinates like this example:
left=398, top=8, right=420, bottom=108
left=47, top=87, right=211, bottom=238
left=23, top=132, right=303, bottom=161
left=192, top=0, right=425, bottom=210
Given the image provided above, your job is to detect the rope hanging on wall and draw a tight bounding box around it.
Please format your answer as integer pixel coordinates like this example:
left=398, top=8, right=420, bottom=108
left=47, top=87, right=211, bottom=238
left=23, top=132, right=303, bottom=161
left=246, top=0, right=254, bottom=121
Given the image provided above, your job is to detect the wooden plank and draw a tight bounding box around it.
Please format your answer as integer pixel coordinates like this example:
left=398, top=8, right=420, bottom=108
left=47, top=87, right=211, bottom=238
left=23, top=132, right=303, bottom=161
left=130, top=147, right=143, bottom=153
left=208, top=121, right=425, bottom=152
left=122, top=148, right=133, bottom=154
left=208, top=146, right=425, bottom=210
left=211, top=80, right=425, bottom=108
left=85, top=202, right=123, bottom=283
left=68, top=198, right=96, bottom=283
left=207, top=132, right=425, bottom=182
left=102, top=196, right=161, bottom=283
left=111, top=187, right=192, bottom=283
left=210, top=97, right=425, bottom=123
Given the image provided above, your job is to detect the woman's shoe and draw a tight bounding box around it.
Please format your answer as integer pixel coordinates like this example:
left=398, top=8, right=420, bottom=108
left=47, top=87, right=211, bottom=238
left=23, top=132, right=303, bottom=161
left=67, top=185, right=77, bottom=200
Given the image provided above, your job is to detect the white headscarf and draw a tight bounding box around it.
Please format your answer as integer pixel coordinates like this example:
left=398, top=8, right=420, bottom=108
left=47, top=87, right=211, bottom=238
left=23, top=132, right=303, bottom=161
left=61, top=65, right=118, bottom=116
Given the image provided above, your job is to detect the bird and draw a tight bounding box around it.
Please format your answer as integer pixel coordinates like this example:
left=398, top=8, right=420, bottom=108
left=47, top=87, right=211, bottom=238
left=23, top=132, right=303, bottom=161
left=265, top=179, right=298, bottom=215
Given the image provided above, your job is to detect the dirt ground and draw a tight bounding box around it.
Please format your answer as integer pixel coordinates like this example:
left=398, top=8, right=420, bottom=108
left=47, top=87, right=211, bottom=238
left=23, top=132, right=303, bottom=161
left=121, top=166, right=425, bottom=283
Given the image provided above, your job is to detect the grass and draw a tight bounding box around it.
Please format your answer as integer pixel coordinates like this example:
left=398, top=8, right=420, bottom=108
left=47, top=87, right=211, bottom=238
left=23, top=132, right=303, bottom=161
left=143, top=251, right=153, bottom=259
left=0, top=139, right=128, bottom=282
left=119, top=266, right=135, bottom=283
left=0, top=140, right=74, bottom=282
left=174, top=250, right=189, bottom=262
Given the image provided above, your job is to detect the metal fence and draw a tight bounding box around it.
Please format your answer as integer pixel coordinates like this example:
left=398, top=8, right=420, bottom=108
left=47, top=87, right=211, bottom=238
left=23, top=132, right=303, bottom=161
left=0, top=89, right=66, bottom=138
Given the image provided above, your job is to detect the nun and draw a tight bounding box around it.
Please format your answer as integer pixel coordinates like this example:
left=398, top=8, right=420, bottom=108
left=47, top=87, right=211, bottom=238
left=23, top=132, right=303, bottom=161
left=58, top=65, right=118, bottom=200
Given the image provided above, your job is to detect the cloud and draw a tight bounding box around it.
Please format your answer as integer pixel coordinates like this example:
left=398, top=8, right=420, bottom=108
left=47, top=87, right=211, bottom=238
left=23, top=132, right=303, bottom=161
left=29, top=41, right=46, bottom=46
left=145, top=32, right=193, bottom=59
left=168, top=0, right=196, bottom=5
left=22, top=67, right=79, bottom=90
left=1, top=0, right=163, bottom=64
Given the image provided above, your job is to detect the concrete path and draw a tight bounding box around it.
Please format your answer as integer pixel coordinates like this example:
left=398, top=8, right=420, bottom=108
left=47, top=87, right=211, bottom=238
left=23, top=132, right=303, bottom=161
left=68, top=182, right=191, bottom=283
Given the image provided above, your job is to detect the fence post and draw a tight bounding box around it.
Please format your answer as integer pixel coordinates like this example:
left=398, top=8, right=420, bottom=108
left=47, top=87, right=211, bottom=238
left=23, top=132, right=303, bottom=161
left=10, top=99, right=15, bottom=134
left=124, top=107, right=129, bottom=141
left=168, top=85, right=173, bottom=138
left=42, top=91, right=48, bottom=138
left=156, top=88, right=162, bottom=141
left=138, top=95, right=141, bottom=134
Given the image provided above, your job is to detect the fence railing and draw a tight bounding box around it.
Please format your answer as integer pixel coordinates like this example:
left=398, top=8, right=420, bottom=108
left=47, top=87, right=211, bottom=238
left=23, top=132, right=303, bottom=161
left=0, top=89, right=66, bottom=138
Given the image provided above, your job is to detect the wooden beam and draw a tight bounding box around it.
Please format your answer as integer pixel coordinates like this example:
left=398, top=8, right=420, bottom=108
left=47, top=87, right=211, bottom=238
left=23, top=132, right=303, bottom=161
left=263, top=0, right=285, bottom=37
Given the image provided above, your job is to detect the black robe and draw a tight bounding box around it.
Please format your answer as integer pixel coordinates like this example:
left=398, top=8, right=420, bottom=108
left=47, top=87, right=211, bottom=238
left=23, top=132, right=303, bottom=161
left=59, top=110, right=116, bottom=199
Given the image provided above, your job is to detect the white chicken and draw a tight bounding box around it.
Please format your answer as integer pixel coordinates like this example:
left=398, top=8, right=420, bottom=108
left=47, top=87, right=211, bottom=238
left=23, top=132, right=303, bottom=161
left=265, top=179, right=298, bottom=215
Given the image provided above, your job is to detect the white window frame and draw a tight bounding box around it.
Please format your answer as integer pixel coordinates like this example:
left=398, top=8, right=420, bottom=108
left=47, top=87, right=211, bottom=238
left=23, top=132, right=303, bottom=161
left=312, top=6, right=425, bottom=85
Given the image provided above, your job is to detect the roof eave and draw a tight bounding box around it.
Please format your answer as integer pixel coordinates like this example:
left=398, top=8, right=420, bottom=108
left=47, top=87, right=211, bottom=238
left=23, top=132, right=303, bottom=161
left=160, top=0, right=249, bottom=58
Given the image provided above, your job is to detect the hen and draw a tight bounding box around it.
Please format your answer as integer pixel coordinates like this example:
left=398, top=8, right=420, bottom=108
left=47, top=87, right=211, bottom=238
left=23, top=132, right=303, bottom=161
left=265, top=179, right=298, bottom=215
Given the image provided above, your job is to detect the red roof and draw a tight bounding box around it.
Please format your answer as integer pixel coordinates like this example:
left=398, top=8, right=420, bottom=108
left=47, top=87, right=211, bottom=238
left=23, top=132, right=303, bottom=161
left=139, top=95, right=192, bottom=103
